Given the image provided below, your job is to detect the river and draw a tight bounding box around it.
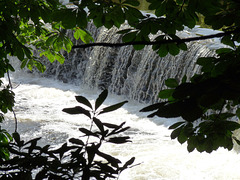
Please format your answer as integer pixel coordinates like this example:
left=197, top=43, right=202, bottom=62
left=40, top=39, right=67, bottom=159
left=3, top=69, right=240, bottom=180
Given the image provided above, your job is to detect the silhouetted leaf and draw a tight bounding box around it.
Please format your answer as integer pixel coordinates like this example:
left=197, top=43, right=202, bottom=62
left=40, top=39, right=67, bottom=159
left=108, top=137, right=131, bottom=144
left=233, top=137, right=240, bottom=146
left=75, top=96, right=93, bottom=109
left=122, top=157, right=135, bottom=170
left=95, top=90, right=108, bottom=110
left=221, top=35, right=235, bottom=47
left=93, top=117, right=104, bottom=133
left=117, top=28, right=133, bottom=34
left=94, top=162, right=117, bottom=175
left=69, top=138, right=84, bottom=146
left=62, top=106, right=91, bottom=118
left=140, top=102, right=166, bottom=112
left=187, top=136, right=197, bottom=152
left=236, top=108, right=240, bottom=119
left=79, top=128, right=99, bottom=137
left=97, top=150, right=121, bottom=167
left=169, top=122, right=185, bottom=129
left=35, top=169, right=48, bottom=180
left=102, top=123, right=119, bottom=129
left=170, top=125, right=184, bottom=139
left=108, top=126, right=130, bottom=136
left=99, top=101, right=128, bottom=115
left=12, top=132, right=23, bottom=147
left=122, top=31, right=137, bottom=42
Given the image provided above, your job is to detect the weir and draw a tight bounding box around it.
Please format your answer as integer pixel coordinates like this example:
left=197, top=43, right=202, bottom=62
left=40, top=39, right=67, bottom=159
left=41, top=24, right=217, bottom=103
left=6, top=23, right=240, bottom=180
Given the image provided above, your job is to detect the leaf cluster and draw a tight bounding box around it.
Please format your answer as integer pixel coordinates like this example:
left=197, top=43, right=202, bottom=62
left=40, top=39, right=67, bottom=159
left=141, top=47, right=240, bottom=153
left=0, top=90, right=135, bottom=179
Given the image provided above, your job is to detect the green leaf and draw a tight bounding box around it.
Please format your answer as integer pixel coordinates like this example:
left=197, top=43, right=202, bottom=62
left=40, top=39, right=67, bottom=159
left=158, top=89, right=174, bottom=99
left=216, top=48, right=232, bottom=55
left=75, top=96, right=93, bottom=109
left=187, top=136, right=196, bottom=152
left=53, top=37, right=63, bottom=52
left=23, top=46, right=32, bottom=59
left=61, top=9, right=77, bottom=29
left=177, top=43, right=187, bottom=51
left=181, top=75, right=187, bottom=83
left=122, top=31, right=137, bottom=42
left=178, top=131, right=187, bottom=144
left=169, top=122, right=185, bottom=129
left=15, top=47, right=24, bottom=61
left=77, top=9, right=88, bottom=28
left=117, top=29, right=133, bottom=34
left=95, top=89, right=108, bottom=111
left=157, top=44, right=168, bottom=57
left=93, top=14, right=103, bottom=28
left=168, top=43, right=180, bottom=56
left=34, top=60, right=46, bottom=73
left=170, top=125, right=183, bottom=139
left=74, top=29, right=81, bottom=40
left=21, top=59, right=28, bottom=69
left=46, top=34, right=58, bottom=46
left=55, top=53, right=65, bottom=64
left=165, top=78, right=178, bottom=88
left=140, top=102, right=166, bottom=112
left=74, top=28, right=94, bottom=43
left=221, top=35, right=235, bottom=47
left=99, top=101, right=128, bottom=115
left=63, top=37, right=72, bottom=53
left=236, top=108, right=240, bottom=119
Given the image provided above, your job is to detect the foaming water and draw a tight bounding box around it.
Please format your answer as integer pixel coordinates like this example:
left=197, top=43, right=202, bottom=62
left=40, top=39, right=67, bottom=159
left=3, top=72, right=240, bottom=180
left=40, top=24, right=218, bottom=104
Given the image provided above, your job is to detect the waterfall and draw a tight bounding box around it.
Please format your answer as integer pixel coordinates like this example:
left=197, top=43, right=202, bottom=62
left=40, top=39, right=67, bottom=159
left=5, top=24, right=240, bottom=180
left=41, top=24, right=217, bottom=103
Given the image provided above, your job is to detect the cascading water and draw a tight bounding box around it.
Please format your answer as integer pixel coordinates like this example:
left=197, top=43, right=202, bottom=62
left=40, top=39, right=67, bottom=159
left=3, top=25, right=240, bottom=180
left=42, top=24, right=217, bottom=103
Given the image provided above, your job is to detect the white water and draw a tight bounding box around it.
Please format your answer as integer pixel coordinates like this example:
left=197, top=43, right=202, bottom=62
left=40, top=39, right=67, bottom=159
left=3, top=69, right=240, bottom=180
left=2, top=24, right=240, bottom=179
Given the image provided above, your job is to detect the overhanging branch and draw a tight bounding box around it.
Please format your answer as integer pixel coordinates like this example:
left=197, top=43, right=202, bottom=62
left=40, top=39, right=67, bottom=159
left=72, top=29, right=239, bottom=49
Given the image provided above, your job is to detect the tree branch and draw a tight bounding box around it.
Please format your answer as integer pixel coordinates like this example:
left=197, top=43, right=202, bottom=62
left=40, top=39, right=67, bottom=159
left=72, top=29, right=239, bottom=49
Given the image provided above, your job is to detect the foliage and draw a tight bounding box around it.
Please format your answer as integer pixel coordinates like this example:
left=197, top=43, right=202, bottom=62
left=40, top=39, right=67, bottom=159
left=1, top=0, right=240, bottom=164
left=0, top=90, right=134, bottom=179
left=137, top=0, right=240, bottom=153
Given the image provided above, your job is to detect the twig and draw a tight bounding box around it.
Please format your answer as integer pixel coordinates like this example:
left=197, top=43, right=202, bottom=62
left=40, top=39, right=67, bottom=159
left=72, top=29, right=240, bottom=49
left=6, top=70, right=18, bottom=132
